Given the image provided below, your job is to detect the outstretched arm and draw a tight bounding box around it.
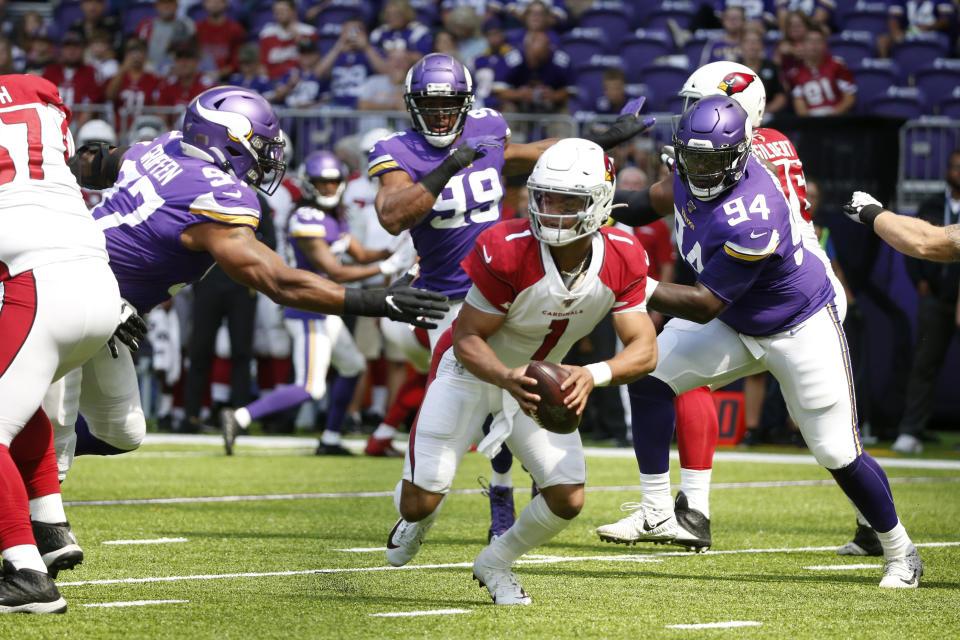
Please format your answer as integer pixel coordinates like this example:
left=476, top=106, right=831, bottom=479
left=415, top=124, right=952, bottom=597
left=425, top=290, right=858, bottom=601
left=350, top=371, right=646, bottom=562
left=610, top=179, right=675, bottom=227
left=845, top=190, right=960, bottom=262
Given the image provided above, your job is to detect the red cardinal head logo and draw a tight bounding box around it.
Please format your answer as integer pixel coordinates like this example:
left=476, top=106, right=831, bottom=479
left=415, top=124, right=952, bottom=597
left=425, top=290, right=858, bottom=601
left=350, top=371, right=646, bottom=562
left=717, top=72, right=755, bottom=96
left=603, top=153, right=615, bottom=184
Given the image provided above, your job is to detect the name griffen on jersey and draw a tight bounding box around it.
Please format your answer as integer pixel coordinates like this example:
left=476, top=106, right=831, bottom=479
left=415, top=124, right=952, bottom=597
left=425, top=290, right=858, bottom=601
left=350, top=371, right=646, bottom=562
left=284, top=205, right=349, bottom=321
left=460, top=219, right=649, bottom=369
left=0, top=74, right=107, bottom=277
left=672, top=155, right=834, bottom=336
left=91, top=130, right=262, bottom=314
left=369, top=107, right=510, bottom=299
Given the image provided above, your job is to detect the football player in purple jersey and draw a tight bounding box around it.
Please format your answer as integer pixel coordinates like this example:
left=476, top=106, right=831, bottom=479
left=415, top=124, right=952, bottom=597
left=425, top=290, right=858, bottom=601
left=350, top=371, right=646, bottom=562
left=596, top=95, right=923, bottom=588
left=36, top=88, right=448, bottom=565
left=221, top=151, right=415, bottom=456
left=369, top=52, right=653, bottom=541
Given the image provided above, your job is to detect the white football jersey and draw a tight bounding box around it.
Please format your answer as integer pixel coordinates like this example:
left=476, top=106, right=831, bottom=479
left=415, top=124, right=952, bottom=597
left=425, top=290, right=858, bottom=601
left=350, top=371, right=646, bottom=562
left=0, top=74, right=107, bottom=277
left=462, top=219, right=649, bottom=369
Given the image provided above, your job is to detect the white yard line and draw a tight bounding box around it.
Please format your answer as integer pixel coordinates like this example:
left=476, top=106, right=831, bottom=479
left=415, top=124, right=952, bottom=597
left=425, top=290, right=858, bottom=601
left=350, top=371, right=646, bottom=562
left=667, top=621, right=762, bottom=630
left=333, top=547, right=387, bottom=552
left=370, top=609, right=472, bottom=617
left=803, top=564, right=882, bottom=571
left=57, top=541, right=959, bottom=588
left=138, top=434, right=960, bottom=470
left=62, top=476, right=960, bottom=507
left=82, top=599, right=188, bottom=608
left=101, top=537, right=188, bottom=546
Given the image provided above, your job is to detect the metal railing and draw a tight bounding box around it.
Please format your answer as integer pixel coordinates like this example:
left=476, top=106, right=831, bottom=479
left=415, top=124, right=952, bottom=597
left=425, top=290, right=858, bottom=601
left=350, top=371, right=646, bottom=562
left=896, top=116, right=959, bottom=214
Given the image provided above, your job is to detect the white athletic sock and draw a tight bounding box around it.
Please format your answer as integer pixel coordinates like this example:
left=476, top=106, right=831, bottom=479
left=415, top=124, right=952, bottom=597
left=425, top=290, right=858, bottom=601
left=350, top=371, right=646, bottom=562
left=234, top=407, right=252, bottom=428
left=491, top=471, right=513, bottom=488
left=158, top=393, right=174, bottom=417
left=876, top=520, right=913, bottom=559
left=483, top=494, right=570, bottom=568
left=2, top=544, right=47, bottom=573
left=29, top=494, right=67, bottom=524
left=679, top=468, right=712, bottom=519
left=372, top=423, right=397, bottom=440
left=640, top=472, right=673, bottom=512
left=321, top=430, right=342, bottom=446
left=371, top=386, right=388, bottom=415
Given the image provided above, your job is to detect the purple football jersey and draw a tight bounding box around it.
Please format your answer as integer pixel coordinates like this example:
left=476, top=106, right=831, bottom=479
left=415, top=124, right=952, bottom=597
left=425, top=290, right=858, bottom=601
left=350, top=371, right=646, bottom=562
left=672, top=155, right=834, bottom=336
left=92, top=131, right=262, bottom=314
left=368, top=108, right=510, bottom=298
left=284, top=205, right=348, bottom=320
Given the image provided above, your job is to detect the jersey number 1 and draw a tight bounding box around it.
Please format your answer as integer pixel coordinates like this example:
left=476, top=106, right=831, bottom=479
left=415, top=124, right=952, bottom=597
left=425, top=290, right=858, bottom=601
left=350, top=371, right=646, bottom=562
left=0, top=109, right=44, bottom=185
left=532, top=318, right=569, bottom=361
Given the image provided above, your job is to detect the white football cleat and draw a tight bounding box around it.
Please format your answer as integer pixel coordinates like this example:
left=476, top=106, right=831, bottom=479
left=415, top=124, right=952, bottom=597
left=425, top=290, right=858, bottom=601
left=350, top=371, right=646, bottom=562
left=472, top=548, right=531, bottom=605
left=385, top=512, right=438, bottom=567
left=891, top=433, right=922, bottom=455
left=879, top=546, right=923, bottom=588
left=595, top=502, right=678, bottom=545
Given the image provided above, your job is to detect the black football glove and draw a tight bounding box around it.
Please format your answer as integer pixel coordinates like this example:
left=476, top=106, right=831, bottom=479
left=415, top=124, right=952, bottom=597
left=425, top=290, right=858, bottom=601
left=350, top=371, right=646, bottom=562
left=108, top=299, right=148, bottom=359
left=342, top=267, right=449, bottom=329
left=585, top=96, right=656, bottom=150
left=68, top=142, right=128, bottom=190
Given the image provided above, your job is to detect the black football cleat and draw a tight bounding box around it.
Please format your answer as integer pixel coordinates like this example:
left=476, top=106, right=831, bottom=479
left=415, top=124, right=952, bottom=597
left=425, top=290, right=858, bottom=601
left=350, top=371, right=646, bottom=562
left=315, top=442, right=355, bottom=456
left=837, top=523, right=883, bottom=557
left=670, top=491, right=711, bottom=552
left=32, top=521, right=83, bottom=579
left=0, top=564, right=67, bottom=614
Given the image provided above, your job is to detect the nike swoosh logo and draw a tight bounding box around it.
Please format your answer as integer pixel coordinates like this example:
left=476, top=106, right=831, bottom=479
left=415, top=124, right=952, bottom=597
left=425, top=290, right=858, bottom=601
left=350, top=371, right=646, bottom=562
left=386, top=519, right=402, bottom=549
left=750, top=231, right=767, bottom=239
left=642, top=517, right=670, bottom=532
left=222, top=190, right=242, bottom=198
left=482, top=245, right=493, bottom=264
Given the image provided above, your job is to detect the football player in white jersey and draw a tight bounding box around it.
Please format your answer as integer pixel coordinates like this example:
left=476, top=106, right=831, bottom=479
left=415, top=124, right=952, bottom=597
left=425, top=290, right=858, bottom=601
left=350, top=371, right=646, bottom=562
left=383, top=139, right=658, bottom=605
left=0, top=74, right=125, bottom=613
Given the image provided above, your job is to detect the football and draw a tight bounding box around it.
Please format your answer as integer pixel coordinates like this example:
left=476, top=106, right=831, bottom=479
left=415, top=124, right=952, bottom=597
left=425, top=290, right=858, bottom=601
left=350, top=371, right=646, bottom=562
left=524, top=361, right=581, bottom=434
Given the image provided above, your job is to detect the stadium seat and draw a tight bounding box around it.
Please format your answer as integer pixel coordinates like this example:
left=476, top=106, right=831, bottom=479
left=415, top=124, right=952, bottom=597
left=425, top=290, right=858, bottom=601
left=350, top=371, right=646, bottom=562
left=250, top=8, right=276, bottom=36
left=314, top=6, right=366, bottom=28
left=620, top=34, right=673, bottom=67
left=828, top=32, right=874, bottom=68
left=560, top=29, right=606, bottom=67
left=575, top=64, right=613, bottom=108
left=53, top=1, right=83, bottom=38
left=647, top=5, right=695, bottom=31
left=682, top=37, right=711, bottom=67
left=914, top=61, right=960, bottom=110
left=633, top=64, right=687, bottom=111
left=578, top=8, right=632, bottom=51
left=867, top=87, right=926, bottom=119
left=851, top=65, right=898, bottom=106
left=892, top=40, right=950, bottom=77
left=939, top=97, right=960, bottom=118
left=839, top=9, right=888, bottom=35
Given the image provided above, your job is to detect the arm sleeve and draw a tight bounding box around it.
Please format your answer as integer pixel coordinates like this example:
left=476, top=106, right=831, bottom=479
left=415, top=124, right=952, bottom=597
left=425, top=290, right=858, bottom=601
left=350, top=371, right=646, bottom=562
left=611, top=189, right=663, bottom=227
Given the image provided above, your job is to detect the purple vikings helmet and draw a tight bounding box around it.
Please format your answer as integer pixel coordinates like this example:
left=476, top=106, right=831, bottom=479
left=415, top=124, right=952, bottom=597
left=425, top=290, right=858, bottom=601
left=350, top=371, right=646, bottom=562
left=181, top=86, right=286, bottom=195
left=673, top=95, right=752, bottom=201
left=300, top=150, right=347, bottom=210
left=403, top=53, right=475, bottom=148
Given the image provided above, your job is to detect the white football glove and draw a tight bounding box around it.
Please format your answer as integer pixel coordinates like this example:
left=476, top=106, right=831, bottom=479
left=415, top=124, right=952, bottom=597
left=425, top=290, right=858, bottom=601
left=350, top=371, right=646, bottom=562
left=379, top=232, right=417, bottom=276
left=660, top=145, right=675, bottom=169
left=843, top=191, right=884, bottom=225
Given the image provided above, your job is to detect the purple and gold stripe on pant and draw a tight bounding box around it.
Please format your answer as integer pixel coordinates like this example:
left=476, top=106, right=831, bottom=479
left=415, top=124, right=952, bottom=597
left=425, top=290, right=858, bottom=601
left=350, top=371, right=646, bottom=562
left=827, top=303, right=862, bottom=456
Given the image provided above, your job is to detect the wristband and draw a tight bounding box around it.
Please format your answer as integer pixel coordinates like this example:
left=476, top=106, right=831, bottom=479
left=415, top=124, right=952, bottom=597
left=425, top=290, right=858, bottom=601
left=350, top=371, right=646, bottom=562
left=343, top=287, right=385, bottom=317
left=859, top=204, right=884, bottom=229
left=645, top=277, right=660, bottom=300
left=585, top=362, right=612, bottom=387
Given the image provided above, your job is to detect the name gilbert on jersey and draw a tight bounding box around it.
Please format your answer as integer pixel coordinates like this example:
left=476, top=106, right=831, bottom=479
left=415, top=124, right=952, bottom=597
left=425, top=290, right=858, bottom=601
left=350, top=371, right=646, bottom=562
left=751, top=139, right=796, bottom=161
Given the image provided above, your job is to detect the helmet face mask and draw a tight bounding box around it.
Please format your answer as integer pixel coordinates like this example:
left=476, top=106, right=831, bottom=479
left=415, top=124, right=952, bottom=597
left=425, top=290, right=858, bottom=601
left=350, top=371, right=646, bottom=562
left=181, top=86, right=287, bottom=195
left=403, top=53, right=475, bottom=148
left=674, top=95, right=751, bottom=201
left=527, top=138, right=614, bottom=247
left=300, top=151, right=346, bottom=209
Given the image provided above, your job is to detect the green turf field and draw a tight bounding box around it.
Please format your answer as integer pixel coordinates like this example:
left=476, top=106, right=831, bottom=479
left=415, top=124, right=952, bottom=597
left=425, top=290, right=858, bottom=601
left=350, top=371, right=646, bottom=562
left=11, top=435, right=960, bottom=639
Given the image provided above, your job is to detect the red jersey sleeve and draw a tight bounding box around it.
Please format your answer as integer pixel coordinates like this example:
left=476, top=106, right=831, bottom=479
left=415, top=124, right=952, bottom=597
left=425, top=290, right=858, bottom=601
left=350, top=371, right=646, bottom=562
left=600, top=227, right=649, bottom=314
left=460, top=219, right=544, bottom=313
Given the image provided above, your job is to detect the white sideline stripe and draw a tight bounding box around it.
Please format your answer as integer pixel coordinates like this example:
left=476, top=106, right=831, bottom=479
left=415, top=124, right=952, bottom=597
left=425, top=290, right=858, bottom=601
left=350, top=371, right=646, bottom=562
left=56, top=541, right=960, bottom=588
left=667, top=621, right=762, bottom=630
left=804, top=564, right=882, bottom=571
left=102, top=537, right=188, bottom=546
left=83, top=600, right=188, bottom=608
left=139, top=434, right=960, bottom=470
left=334, top=547, right=387, bottom=552
left=370, top=609, right=472, bottom=618
left=62, top=476, right=960, bottom=507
